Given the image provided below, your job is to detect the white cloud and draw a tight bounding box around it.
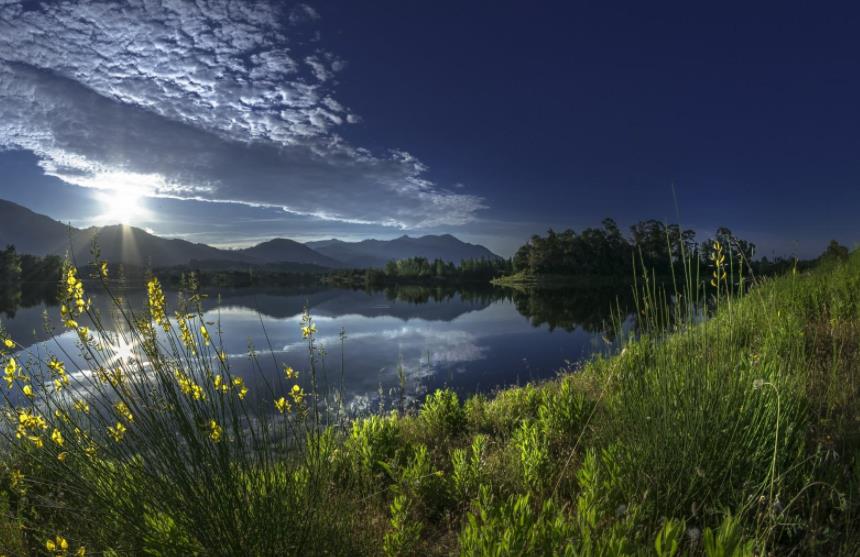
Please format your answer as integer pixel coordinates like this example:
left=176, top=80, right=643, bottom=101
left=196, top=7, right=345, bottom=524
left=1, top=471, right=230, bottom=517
left=0, top=0, right=485, bottom=228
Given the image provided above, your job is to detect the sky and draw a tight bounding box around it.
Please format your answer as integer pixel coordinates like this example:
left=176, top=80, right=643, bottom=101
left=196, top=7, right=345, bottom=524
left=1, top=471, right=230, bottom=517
left=0, top=1, right=859, bottom=258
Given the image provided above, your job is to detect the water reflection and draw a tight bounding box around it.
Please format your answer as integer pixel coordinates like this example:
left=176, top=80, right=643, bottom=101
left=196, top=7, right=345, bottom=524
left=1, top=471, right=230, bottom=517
left=0, top=284, right=630, bottom=412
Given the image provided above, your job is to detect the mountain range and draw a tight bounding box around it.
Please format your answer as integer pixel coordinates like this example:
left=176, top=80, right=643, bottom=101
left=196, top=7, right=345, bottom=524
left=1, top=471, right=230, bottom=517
left=0, top=199, right=501, bottom=269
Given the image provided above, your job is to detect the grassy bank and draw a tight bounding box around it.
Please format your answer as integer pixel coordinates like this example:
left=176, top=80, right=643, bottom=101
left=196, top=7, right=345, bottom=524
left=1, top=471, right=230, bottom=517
left=1, top=250, right=859, bottom=555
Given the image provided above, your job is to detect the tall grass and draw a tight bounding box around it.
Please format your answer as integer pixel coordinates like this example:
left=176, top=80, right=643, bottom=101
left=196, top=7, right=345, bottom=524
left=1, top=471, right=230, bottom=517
left=1, top=247, right=859, bottom=555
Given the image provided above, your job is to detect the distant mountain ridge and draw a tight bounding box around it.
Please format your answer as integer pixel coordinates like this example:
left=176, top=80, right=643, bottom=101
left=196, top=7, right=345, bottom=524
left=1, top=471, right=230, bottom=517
left=306, top=234, right=501, bottom=268
left=0, top=199, right=501, bottom=269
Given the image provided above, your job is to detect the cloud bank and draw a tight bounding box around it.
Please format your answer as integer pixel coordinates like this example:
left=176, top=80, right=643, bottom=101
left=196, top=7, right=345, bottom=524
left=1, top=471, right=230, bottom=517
left=0, top=0, right=485, bottom=228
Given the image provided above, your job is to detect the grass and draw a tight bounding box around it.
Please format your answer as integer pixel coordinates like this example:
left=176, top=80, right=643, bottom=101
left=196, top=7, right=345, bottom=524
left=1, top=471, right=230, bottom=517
left=1, top=248, right=859, bottom=555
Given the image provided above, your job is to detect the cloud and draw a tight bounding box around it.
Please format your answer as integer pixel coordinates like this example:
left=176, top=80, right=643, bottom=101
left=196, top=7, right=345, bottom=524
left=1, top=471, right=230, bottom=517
left=0, top=0, right=485, bottom=228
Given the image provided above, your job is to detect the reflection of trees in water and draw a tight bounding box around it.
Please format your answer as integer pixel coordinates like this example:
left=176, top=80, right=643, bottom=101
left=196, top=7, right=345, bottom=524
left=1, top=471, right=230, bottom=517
left=509, top=287, right=633, bottom=334
left=374, top=284, right=505, bottom=306
left=0, top=247, right=61, bottom=318
left=368, top=283, right=631, bottom=335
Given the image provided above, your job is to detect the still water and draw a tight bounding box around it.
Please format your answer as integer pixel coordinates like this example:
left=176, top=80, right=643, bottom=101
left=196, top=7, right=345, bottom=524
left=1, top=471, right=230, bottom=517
left=1, top=285, right=627, bottom=412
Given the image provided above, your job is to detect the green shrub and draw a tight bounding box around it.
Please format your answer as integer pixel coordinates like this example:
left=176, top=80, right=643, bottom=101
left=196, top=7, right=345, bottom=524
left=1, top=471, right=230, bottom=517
left=383, top=494, right=422, bottom=557
left=451, top=434, right=488, bottom=503
left=348, top=413, right=404, bottom=482
left=459, top=486, right=576, bottom=557
left=418, top=389, right=465, bottom=441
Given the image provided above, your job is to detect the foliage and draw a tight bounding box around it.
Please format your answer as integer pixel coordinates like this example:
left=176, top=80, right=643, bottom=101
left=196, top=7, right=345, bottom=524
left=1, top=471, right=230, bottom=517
left=2, top=246, right=860, bottom=554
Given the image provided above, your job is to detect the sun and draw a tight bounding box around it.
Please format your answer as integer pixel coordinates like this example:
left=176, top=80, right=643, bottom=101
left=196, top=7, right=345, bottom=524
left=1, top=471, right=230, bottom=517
left=97, top=189, right=148, bottom=224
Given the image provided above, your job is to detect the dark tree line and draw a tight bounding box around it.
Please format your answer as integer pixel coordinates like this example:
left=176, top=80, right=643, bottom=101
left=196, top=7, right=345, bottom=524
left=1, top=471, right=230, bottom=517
left=328, top=257, right=512, bottom=288
left=511, top=219, right=758, bottom=279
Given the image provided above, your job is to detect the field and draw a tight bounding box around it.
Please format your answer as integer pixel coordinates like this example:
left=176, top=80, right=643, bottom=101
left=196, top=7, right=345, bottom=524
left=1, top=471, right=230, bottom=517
left=1, top=249, right=859, bottom=555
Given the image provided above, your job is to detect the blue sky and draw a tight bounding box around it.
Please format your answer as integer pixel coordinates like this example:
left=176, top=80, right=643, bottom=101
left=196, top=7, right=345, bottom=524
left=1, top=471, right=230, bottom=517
left=1, top=1, right=859, bottom=257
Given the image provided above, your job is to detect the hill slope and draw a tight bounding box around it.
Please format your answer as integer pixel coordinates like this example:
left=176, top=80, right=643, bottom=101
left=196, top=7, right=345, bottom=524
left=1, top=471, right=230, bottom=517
left=306, top=234, right=502, bottom=268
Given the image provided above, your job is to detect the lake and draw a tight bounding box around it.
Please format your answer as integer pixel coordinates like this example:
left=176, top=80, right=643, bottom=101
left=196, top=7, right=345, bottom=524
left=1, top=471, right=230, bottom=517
left=1, top=284, right=630, bottom=413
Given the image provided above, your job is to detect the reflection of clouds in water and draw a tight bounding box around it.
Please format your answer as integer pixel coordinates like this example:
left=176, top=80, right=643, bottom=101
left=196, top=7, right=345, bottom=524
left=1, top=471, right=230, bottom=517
left=3, top=289, right=610, bottom=418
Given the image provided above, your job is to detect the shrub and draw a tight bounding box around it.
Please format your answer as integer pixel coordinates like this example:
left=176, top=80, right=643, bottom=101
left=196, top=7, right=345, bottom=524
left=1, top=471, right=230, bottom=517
left=418, top=389, right=465, bottom=441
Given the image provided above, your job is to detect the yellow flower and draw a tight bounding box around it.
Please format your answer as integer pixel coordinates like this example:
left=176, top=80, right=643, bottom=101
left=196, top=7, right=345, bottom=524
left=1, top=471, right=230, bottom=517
left=290, top=384, right=305, bottom=405
left=57, top=451, right=68, bottom=462
left=51, top=428, right=64, bottom=447
left=200, top=324, right=211, bottom=345
left=301, top=324, right=317, bottom=339
left=22, top=384, right=34, bottom=398
left=231, top=376, right=248, bottom=399
left=107, top=422, right=127, bottom=443
left=147, top=277, right=170, bottom=332
left=176, top=313, right=196, bottom=354
left=4, top=357, right=18, bottom=389
left=48, top=356, right=66, bottom=377
left=275, top=396, right=290, bottom=414
left=100, top=261, right=109, bottom=279
left=3, top=338, right=14, bottom=349
left=208, top=419, right=223, bottom=442
left=46, top=534, right=69, bottom=555
left=114, top=401, right=134, bottom=422
left=283, top=365, right=298, bottom=379
left=76, top=546, right=86, bottom=557
left=176, top=372, right=205, bottom=400
left=213, top=374, right=228, bottom=393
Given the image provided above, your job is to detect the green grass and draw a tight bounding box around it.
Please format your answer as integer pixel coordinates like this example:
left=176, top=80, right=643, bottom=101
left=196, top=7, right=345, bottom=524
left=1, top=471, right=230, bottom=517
left=2, top=250, right=860, bottom=555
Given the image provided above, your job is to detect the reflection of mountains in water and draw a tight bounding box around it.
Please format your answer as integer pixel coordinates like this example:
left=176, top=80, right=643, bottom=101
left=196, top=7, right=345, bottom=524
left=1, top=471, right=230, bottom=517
left=212, top=286, right=500, bottom=322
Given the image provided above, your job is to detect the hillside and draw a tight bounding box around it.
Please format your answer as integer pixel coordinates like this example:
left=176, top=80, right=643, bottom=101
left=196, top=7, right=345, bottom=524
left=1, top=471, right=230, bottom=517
left=0, top=199, right=500, bottom=270
left=306, top=234, right=502, bottom=268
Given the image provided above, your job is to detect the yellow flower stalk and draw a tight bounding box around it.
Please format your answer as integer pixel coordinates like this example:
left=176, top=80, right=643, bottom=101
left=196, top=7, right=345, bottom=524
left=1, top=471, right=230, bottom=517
left=147, top=277, right=170, bottom=332
left=107, top=422, right=127, bottom=443
left=275, top=396, right=290, bottom=414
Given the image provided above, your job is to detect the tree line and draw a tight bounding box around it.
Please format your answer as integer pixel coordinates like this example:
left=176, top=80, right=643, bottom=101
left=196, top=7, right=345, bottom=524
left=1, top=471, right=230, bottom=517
left=326, top=257, right=512, bottom=288
left=511, top=219, right=763, bottom=279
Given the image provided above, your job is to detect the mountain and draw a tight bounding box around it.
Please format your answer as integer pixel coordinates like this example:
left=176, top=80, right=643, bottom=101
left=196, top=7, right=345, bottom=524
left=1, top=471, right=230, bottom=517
left=0, top=199, right=501, bottom=270
left=306, top=234, right=502, bottom=268
left=234, top=238, right=343, bottom=268
left=0, top=199, right=330, bottom=268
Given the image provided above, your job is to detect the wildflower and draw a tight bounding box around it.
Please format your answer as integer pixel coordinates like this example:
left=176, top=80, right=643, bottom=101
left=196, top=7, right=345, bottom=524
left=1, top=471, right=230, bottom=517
left=22, top=384, right=34, bottom=398
left=275, top=396, right=290, bottom=414
left=114, top=401, right=134, bottom=423
left=290, top=384, right=305, bottom=405
left=77, top=326, right=90, bottom=342
left=107, top=422, right=127, bottom=443
left=301, top=324, right=317, bottom=339
left=46, top=535, right=69, bottom=555
left=176, top=313, right=196, bottom=354
left=147, top=277, right=170, bottom=332
left=208, top=419, right=223, bottom=442
left=231, top=376, right=248, bottom=400
left=4, top=357, right=17, bottom=388
left=51, top=428, right=64, bottom=447
left=176, top=372, right=205, bottom=400
left=62, top=265, right=89, bottom=319
left=57, top=451, right=68, bottom=462
left=283, top=365, right=298, bottom=379
left=74, top=399, right=90, bottom=414
left=213, top=374, right=229, bottom=393
left=200, top=324, right=211, bottom=345
left=100, top=261, right=109, bottom=279
left=3, top=338, right=13, bottom=349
